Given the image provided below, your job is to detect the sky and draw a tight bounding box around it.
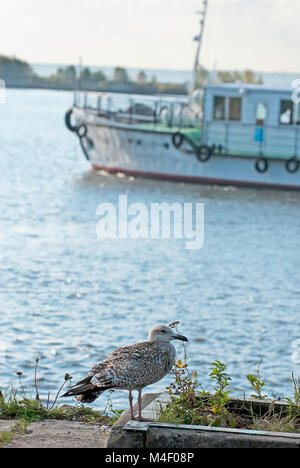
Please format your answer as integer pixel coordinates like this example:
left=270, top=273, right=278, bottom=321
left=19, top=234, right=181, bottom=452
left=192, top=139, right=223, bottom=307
left=0, top=0, right=300, bottom=73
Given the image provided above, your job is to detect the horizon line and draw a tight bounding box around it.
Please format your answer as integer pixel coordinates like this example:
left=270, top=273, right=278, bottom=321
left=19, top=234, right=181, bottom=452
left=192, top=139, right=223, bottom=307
left=29, top=61, right=300, bottom=77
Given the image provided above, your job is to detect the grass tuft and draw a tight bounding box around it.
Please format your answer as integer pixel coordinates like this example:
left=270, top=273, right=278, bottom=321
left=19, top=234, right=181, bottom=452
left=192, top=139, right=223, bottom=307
left=158, top=360, right=300, bottom=433
left=0, top=360, right=123, bottom=426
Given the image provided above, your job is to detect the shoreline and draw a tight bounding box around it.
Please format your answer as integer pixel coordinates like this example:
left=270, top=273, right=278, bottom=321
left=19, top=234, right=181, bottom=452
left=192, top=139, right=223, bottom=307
left=4, top=79, right=188, bottom=96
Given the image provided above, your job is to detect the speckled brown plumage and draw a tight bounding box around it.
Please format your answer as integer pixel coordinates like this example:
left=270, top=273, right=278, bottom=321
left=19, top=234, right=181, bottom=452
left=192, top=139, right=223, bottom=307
left=62, top=325, right=188, bottom=420
left=88, top=341, right=175, bottom=390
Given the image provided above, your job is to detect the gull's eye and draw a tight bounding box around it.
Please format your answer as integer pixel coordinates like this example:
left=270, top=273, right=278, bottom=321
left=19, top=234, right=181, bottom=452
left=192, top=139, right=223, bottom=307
left=161, top=330, right=166, bottom=333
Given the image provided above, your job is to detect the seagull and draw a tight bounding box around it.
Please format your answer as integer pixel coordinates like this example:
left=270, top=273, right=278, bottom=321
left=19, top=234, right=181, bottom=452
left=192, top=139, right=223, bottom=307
left=62, top=324, right=188, bottom=421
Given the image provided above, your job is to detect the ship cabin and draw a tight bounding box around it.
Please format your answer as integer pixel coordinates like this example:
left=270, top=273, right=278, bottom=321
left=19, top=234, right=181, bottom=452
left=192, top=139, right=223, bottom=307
left=202, top=84, right=300, bottom=161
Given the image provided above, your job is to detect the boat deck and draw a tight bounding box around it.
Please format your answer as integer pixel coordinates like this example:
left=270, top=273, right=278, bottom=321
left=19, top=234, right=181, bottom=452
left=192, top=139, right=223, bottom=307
left=137, top=124, right=202, bottom=146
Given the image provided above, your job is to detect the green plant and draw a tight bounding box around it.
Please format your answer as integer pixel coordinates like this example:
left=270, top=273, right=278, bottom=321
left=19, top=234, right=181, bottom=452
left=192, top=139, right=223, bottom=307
left=160, top=362, right=205, bottom=426
left=0, top=359, right=119, bottom=426
left=209, top=361, right=231, bottom=404
left=167, top=360, right=199, bottom=398
left=205, top=360, right=234, bottom=426
left=0, top=431, right=15, bottom=447
left=249, top=400, right=299, bottom=434
left=285, top=373, right=300, bottom=408
left=246, top=359, right=267, bottom=399
left=109, top=409, right=125, bottom=424
left=158, top=355, right=300, bottom=432
left=159, top=360, right=236, bottom=428
left=0, top=418, right=29, bottom=447
left=0, top=387, right=51, bottom=422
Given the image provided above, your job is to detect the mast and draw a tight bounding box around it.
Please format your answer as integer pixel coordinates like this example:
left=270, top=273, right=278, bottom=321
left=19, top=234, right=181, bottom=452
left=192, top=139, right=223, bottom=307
left=190, top=0, right=209, bottom=95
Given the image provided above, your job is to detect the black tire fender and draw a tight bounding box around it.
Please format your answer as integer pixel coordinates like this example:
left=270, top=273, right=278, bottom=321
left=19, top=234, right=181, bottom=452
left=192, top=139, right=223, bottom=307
left=285, top=157, right=299, bottom=174
left=172, top=132, right=184, bottom=149
left=76, top=124, right=88, bottom=138
left=65, top=108, right=77, bottom=132
left=255, top=157, right=268, bottom=173
left=196, top=145, right=212, bottom=162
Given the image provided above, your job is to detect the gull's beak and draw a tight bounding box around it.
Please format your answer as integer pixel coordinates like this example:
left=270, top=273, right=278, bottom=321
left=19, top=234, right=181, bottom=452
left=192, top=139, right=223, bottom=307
left=175, top=334, right=188, bottom=342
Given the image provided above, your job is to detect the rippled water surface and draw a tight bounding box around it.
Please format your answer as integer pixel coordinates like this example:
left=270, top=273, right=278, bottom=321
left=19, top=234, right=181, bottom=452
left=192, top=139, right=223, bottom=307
left=0, top=89, right=300, bottom=410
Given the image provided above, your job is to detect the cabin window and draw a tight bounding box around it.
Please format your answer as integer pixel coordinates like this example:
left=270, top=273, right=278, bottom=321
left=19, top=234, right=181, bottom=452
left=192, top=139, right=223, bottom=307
left=213, top=96, right=226, bottom=120
left=256, top=103, right=267, bottom=126
left=229, top=97, right=242, bottom=121
left=280, top=100, right=293, bottom=125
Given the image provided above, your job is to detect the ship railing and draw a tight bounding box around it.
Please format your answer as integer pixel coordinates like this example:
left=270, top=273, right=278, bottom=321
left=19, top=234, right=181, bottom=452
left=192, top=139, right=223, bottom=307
left=73, top=91, right=201, bottom=129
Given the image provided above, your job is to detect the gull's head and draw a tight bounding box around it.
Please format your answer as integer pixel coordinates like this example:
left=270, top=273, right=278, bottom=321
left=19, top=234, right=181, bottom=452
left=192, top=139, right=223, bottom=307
left=148, top=325, right=188, bottom=344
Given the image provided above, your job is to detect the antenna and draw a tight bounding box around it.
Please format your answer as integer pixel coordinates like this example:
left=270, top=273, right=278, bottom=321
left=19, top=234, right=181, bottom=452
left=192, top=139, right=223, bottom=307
left=78, top=57, right=83, bottom=91
left=190, top=0, right=209, bottom=95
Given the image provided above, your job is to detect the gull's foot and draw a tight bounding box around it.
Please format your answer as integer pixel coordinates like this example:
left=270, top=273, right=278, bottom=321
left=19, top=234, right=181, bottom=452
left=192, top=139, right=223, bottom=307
left=131, top=416, right=153, bottom=422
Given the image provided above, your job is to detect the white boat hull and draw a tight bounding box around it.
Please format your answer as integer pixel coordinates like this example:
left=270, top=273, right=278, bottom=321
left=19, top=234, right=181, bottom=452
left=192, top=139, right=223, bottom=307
left=73, top=108, right=300, bottom=190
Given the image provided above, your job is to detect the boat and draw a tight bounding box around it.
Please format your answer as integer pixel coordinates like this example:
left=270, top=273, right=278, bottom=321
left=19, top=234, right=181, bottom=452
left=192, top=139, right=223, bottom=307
left=65, top=1, right=300, bottom=190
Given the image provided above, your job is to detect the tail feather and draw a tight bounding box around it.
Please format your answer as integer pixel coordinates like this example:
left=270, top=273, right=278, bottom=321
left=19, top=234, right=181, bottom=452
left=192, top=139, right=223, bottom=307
left=62, top=381, right=113, bottom=404
left=62, top=383, right=95, bottom=398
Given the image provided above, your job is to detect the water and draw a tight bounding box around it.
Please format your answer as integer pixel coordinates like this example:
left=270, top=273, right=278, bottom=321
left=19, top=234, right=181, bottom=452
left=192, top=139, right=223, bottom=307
left=0, top=88, right=300, bottom=411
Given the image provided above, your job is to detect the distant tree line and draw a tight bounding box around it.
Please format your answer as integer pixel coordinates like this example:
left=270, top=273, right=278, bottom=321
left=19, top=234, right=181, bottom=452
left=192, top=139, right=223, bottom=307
left=195, top=65, right=264, bottom=86
left=0, top=54, right=35, bottom=79
left=216, top=69, right=263, bottom=85
left=0, top=55, right=157, bottom=87
left=51, top=65, right=159, bottom=86
left=0, top=55, right=187, bottom=94
left=0, top=53, right=264, bottom=93
left=52, top=65, right=107, bottom=84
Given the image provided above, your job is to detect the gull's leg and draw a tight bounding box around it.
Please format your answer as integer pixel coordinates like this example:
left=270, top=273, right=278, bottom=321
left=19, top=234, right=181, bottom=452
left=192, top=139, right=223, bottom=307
left=136, top=388, right=152, bottom=422
left=138, top=388, right=143, bottom=420
left=128, top=389, right=135, bottom=420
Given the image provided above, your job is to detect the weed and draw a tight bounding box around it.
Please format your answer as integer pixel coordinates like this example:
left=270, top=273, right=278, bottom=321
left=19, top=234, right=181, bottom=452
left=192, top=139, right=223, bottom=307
left=160, top=361, right=235, bottom=427
left=0, top=431, right=15, bottom=447
left=0, top=360, right=120, bottom=426
left=285, top=373, right=300, bottom=408
left=0, top=418, right=29, bottom=447
left=158, top=358, right=299, bottom=433
left=246, top=359, right=267, bottom=400
left=110, top=409, right=125, bottom=424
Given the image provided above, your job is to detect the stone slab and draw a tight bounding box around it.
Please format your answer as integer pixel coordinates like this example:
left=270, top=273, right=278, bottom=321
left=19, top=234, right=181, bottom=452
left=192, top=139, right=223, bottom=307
left=107, top=393, right=300, bottom=449
left=2, top=419, right=111, bottom=448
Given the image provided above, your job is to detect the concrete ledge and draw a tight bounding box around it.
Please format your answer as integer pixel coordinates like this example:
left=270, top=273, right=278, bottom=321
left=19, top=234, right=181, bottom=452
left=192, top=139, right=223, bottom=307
left=124, top=420, right=300, bottom=448
left=0, top=419, right=111, bottom=448
left=107, top=393, right=160, bottom=448
left=107, top=393, right=300, bottom=448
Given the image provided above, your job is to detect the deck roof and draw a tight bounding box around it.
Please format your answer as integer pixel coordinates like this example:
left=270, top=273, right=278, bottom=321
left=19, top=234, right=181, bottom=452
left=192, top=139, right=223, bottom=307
left=204, top=83, right=296, bottom=95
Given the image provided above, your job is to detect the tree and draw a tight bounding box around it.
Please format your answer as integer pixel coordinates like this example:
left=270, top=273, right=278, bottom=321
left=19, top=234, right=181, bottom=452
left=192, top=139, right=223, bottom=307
left=242, top=69, right=263, bottom=85
left=0, top=54, right=35, bottom=79
left=217, top=71, right=241, bottom=83
left=150, top=75, right=157, bottom=85
left=80, top=67, right=92, bottom=83
left=113, top=67, right=129, bottom=83
left=55, top=67, right=65, bottom=81
left=91, top=70, right=107, bottom=83
left=65, top=66, right=77, bottom=82
left=217, top=69, right=263, bottom=85
left=55, top=65, right=76, bottom=82
left=136, top=70, right=147, bottom=85
left=195, top=65, right=210, bottom=87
